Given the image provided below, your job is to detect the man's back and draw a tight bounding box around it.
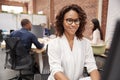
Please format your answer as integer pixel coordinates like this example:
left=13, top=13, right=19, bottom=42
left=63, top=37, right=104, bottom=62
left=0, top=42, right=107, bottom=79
left=10, top=28, right=44, bottom=51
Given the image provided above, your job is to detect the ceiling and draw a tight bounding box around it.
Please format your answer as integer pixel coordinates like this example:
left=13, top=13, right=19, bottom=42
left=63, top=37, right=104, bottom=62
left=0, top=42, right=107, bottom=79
left=7, top=0, right=31, bottom=3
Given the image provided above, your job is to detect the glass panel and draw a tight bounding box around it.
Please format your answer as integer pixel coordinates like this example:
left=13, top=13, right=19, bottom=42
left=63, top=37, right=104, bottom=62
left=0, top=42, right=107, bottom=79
left=1, top=5, right=23, bottom=14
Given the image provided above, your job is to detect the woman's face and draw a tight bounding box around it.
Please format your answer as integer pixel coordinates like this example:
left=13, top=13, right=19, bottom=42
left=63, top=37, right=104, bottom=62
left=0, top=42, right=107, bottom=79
left=90, top=21, right=94, bottom=29
left=89, top=21, right=94, bottom=32
left=63, top=10, right=80, bottom=36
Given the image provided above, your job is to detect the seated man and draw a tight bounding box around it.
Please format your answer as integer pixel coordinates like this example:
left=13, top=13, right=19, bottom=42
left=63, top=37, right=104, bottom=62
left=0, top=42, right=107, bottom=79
left=10, top=19, right=44, bottom=73
left=10, top=19, right=44, bottom=52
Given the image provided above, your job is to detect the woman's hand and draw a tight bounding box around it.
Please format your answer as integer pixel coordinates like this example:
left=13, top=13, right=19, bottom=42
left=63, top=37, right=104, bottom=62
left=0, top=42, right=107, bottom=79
left=54, top=72, right=69, bottom=80
left=90, top=69, right=101, bottom=80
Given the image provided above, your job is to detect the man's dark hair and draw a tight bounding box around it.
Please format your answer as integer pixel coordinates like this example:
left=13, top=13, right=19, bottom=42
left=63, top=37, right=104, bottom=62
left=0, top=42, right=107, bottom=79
left=21, top=19, right=30, bottom=27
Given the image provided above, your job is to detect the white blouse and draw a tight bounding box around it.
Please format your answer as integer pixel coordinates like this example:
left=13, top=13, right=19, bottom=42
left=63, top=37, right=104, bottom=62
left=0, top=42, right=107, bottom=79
left=92, top=29, right=101, bottom=44
left=48, top=34, right=97, bottom=80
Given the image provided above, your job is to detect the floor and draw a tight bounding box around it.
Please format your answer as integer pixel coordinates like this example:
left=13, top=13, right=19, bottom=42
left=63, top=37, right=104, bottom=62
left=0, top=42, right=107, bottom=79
left=0, top=48, right=43, bottom=80
left=0, top=48, right=19, bottom=80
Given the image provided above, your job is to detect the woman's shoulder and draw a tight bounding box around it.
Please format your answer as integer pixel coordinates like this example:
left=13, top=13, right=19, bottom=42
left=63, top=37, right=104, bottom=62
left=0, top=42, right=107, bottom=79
left=48, top=37, right=62, bottom=50
left=93, top=29, right=100, bottom=33
left=81, top=37, right=92, bottom=46
left=82, top=37, right=91, bottom=42
left=48, top=37, right=60, bottom=44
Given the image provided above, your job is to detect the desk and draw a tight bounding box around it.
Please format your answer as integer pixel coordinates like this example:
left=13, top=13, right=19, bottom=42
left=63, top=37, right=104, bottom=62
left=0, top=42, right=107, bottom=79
left=31, top=37, right=53, bottom=73
left=1, top=37, right=53, bottom=73
left=31, top=47, right=47, bottom=73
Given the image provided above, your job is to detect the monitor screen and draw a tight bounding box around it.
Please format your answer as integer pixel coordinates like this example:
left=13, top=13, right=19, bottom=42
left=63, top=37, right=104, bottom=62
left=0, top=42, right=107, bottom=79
left=31, top=25, right=44, bottom=38
left=102, top=19, right=120, bottom=80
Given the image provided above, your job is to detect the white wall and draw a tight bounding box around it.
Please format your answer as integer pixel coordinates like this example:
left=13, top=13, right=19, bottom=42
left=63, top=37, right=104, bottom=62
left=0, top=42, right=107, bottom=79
left=0, top=13, right=17, bottom=32
left=0, top=13, right=47, bottom=34
left=105, top=0, right=120, bottom=48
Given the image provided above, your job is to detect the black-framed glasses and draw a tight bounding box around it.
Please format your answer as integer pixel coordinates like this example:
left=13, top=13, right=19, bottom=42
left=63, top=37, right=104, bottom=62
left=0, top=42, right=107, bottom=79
left=65, top=18, right=80, bottom=25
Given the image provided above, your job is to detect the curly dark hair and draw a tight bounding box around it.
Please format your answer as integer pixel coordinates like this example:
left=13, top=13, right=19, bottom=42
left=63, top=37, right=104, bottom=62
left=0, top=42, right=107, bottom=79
left=55, top=4, right=87, bottom=39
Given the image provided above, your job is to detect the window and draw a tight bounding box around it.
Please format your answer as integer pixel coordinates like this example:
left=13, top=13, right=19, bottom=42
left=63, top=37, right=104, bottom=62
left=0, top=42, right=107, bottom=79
left=2, top=5, right=23, bottom=14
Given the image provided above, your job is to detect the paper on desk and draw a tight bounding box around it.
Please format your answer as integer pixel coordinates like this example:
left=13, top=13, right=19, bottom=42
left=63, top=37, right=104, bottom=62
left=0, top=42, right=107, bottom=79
left=31, top=42, right=48, bottom=49
left=79, top=77, right=91, bottom=80
left=31, top=44, right=36, bottom=48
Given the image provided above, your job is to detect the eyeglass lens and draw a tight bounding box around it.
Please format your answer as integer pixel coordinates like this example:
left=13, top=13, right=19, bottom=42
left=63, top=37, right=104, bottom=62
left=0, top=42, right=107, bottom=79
left=65, top=18, right=80, bottom=25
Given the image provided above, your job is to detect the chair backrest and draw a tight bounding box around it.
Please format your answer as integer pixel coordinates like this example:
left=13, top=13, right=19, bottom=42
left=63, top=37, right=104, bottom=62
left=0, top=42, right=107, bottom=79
left=0, top=29, right=3, bottom=42
left=5, top=37, right=33, bottom=70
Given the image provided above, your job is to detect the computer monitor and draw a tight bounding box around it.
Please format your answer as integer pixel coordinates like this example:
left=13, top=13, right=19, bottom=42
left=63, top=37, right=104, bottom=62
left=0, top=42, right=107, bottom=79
left=102, top=19, right=120, bottom=80
left=31, top=25, right=44, bottom=38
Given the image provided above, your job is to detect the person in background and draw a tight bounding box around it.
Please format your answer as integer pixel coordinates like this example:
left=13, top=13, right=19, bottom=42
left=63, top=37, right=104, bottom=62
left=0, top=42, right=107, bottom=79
left=10, top=19, right=44, bottom=53
left=49, top=23, right=56, bottom=35
left=91, top=18, right=104, bottom=45
left=83, top=19, right=94, bottom=41
left=48, top=4, right=100, bottom=80
left=41, top=23, right=50, bottom=37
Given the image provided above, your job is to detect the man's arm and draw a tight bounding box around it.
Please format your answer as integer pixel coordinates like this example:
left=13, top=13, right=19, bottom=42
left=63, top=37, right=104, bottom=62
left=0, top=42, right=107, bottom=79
left=32, top=34, right=44, bottom=49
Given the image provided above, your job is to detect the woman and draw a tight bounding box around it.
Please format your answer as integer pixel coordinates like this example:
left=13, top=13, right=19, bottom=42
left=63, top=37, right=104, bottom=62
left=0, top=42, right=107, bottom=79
left=48, top=4, right=100, bottom=80
left=91, top=18, right=104, bottom=45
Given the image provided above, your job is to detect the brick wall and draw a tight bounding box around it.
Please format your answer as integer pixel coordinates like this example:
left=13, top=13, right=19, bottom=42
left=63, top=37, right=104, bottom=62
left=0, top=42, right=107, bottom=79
left=54, top=0, right=98, bottom=20
left=36, top=0, right=50, bottom=15
left=35, top=0, right=98, bottom=23
left=34, top=0, right=109, bottom=39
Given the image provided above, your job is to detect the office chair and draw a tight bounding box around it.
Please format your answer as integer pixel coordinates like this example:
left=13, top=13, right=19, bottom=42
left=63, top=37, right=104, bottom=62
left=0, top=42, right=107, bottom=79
left=4, top=37, right=35, bottom=80
left=0, top=29, right=3, bottom=47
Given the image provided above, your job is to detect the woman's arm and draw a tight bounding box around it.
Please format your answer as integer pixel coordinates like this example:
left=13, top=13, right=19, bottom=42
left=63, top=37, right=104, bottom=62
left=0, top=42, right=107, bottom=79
left=84, top=40, right=101, bottom=80
left=48, top=39, right=69, bottom=80
left=54, top=72, right=69, bottom=80
left=90, top=69, right=101, bottom=80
